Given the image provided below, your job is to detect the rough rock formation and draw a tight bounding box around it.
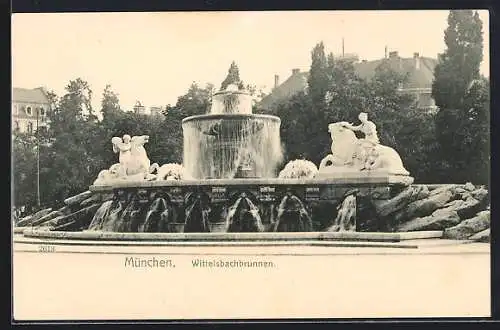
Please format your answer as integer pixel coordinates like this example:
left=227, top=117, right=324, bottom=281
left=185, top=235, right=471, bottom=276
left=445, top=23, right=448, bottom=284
left=64, top=191, right=92, bottom=207
left=368, top=183, right=488, bottom=234
left=392, top=187, right=456, bottom=224
left=373, top=185, right=429, bottom=218
left=396, top=209, right=461, bottom=232
left=15, top=193, right=113, bottom=231
left=469, top=228, right=490, bottom=243
left=16, top=208, right=52, bottom=227
left=366, top=182, right=489, bottom=242
left=443, top=210, right=490, bottom=240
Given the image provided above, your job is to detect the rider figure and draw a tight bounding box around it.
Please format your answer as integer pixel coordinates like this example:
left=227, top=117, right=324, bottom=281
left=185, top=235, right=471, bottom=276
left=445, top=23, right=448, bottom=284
left=343, top=112, right=380, bottom=170
left=112, top=134, right=132, bottom=177
left=343, top=112, right=380, bottom=145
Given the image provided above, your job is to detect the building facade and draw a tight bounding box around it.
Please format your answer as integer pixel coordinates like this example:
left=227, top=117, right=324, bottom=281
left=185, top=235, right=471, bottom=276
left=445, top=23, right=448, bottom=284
left=149, top=106, right=165, bottom=117
left=257, top=51, right=438, bottom=112
left=133, top=101, right=147, bottom=115
left=131, top=101, right=165, bottom=117
left=12, top=87, right=51, bottom=134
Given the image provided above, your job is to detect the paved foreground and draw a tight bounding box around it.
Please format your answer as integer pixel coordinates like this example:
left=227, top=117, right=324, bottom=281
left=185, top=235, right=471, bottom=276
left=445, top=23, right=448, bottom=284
left=13, top=235, right=490, bottom=320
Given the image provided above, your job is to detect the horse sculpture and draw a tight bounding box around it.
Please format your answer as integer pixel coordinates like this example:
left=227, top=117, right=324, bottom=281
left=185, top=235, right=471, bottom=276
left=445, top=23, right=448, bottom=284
left=318, top=121, right=410, bottom=176
left=93, top=134, right=187, bottom=186
left=111, top=134, right=159, bottom=179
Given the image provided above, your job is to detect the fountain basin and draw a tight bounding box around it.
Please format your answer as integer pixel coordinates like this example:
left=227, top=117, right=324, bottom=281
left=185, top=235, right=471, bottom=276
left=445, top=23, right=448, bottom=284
left=86, top=173, right=414, bottom=234
left=90, top=174, right=414, bottom=191
left=209, top=89, right=254, bottom=115
left=182, top=113, right=281, bottom=124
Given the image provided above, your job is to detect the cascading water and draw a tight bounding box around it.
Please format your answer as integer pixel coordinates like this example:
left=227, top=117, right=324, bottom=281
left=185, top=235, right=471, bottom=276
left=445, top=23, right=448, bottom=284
left=182, top=85, right=283, bottom=179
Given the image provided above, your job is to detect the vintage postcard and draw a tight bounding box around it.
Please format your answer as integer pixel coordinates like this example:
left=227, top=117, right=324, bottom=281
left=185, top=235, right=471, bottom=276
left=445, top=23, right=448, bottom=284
left=11, top=10, right=491, bottom=321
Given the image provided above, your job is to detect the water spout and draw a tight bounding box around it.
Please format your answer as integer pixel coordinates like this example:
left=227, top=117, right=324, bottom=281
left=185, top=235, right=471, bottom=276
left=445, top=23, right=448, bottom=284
left=225, top=194, right=265, bottom=232
left=273, top=194, right=312, bottom=232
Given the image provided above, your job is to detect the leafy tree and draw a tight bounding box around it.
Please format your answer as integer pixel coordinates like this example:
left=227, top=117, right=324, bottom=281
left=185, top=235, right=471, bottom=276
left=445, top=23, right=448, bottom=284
left=245, top=83, right=268, bottom=113
left=462, top=77, right=490, bottom=184
left=434, top=77, right=490, bottom=184
left=101, top=84, right=121, bottom=120
left=220, top=61, right=244, bottom=91
left=366, top=60, right=415, bottom=147
left=45, top=89, right=59, bottom=113
left=307, top=42, right=329, bottom=109
left=279, top=45, right=349, bottom=165
left=12, top=133, right=38, bottom=209
left=394, top=108, right=441, bottom=182
left=276, top=92, right=314, bottom=162
left=324, top=55, right=370, bottom=123
left=277, top=44, right=332, bottom=165
left=432, top=10, right=483, bottom=109
left=96, top=85, right=126, bottom=167
left=152, top=82, right=216, bottom=165
left=42, top=78, right=103, bottom=206
left=174, top=82, right=214, bottom=117
left=432, top=10, right=487, bottom=184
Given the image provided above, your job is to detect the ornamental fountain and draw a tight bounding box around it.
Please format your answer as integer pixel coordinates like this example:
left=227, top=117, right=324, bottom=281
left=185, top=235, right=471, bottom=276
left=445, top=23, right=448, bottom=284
left=182, top=84, right=282, bottom=180
left=14, top=78, right=490, bottom=244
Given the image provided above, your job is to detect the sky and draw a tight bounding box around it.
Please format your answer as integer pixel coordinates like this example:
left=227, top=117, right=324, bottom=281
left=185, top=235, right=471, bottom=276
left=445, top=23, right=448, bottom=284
left=12, top=10, right=490, bottom=112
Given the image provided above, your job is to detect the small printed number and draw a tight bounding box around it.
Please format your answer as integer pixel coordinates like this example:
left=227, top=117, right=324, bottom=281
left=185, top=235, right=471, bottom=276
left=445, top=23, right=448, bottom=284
left=38, top=245, right=56, bottom=253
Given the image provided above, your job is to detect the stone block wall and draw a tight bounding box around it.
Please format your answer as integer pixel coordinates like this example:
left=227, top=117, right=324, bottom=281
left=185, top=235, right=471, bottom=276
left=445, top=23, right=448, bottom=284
left=14, top=183, right=490, bottom=242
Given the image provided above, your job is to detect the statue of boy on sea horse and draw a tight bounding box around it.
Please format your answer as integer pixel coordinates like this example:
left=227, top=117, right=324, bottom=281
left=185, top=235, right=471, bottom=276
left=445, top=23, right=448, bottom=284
left=319, top=112, right=410, bottom=176
left=341, top=112, right=380, bottom=171
left=92, top=135, right=159, bottom=185
left=92, top=134, right=190, bottom=185
left=111, top=134, right=159, bottom=179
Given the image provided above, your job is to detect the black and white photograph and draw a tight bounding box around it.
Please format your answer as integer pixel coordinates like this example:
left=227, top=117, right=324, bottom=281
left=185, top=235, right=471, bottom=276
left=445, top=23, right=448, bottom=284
left=11, top=9, right=491, bottom=321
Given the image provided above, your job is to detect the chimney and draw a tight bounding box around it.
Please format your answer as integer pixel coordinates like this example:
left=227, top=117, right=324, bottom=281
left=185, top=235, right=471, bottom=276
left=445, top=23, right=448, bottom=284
left=389, top=51, right=398, bottom=58
left=274, top=74, right=280, bottom=89
left=413, top=52, right=420, bottom=70
left=292, top=68, right=300, bottom=75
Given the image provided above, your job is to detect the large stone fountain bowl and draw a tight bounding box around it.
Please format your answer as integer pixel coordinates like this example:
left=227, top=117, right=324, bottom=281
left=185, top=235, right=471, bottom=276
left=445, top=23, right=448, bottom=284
left=182, top=113, right=283, bottom=180
left=209, top=88, right=254, bottom=115
left=182, top=113, right=281, bottom=126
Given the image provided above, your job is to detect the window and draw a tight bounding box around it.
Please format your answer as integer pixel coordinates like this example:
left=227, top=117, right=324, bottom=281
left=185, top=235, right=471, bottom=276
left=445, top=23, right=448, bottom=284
left=39, top=107, right=45, bottom=116
left=14, top=121, right=19, bottom=132
left=26, top=106, right=33, bottom=116
left=27, top=122, right=33, bottom=134
left=40, top=126, right=48, bottom=134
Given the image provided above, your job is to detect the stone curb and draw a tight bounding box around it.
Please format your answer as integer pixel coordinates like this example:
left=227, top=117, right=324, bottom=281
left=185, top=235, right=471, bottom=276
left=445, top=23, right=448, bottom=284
left=21, top=229, right=443, bottom=242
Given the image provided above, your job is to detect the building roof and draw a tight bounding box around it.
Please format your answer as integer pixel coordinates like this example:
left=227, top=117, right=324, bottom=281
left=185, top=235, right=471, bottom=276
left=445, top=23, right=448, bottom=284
left=257, top=54, right=438, bottom=110
left=355, top=55, right=438, bottom=89
left=12, top=87, right=50, bottom=104
left=258, top=69, right=308, bottom=110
